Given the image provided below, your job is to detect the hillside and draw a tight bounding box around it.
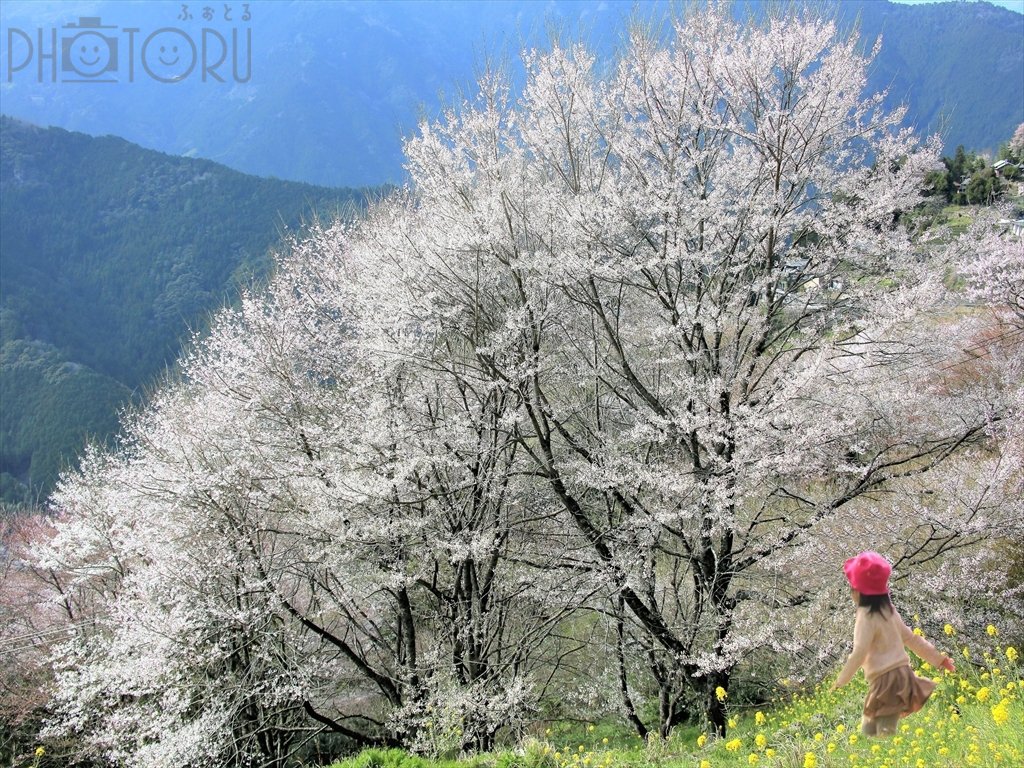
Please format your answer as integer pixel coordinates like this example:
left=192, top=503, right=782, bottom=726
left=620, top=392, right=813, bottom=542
left=849, top=0, right=1024, bottom=155
left=0, top=116, right=372, bottom=505
left=0, top=0, right=1020, bottom=187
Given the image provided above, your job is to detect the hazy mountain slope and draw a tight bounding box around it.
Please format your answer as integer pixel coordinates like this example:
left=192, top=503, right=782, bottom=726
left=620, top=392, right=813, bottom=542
left=0, top=340, right=129, bottom=504
left=0, top=116, right=371, bottom=504
left=848, top=0, right=1024, bottom=153
left=0, top=0, right=1019, bottom=187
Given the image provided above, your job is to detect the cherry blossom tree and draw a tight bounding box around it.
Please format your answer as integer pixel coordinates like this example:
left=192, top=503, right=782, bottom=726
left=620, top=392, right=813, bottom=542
left=39, top=223, right=588, bottom=763
left=37, top=250, right=417, bottom=763
left=959, top=216, right=1024, bottom=328
left=348, top=4, right=997, bottom=736
left=1009, top=123, right=1024, bottom=157
left=1, top=511, right=89, bottom=764
left=912, top=214, right=1024, bottom=637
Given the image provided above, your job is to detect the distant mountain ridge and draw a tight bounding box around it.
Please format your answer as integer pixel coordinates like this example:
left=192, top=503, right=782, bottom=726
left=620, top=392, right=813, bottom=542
left=0, top=116, right=373, bottom=505
left=0, top=0, right=1020, bottom=188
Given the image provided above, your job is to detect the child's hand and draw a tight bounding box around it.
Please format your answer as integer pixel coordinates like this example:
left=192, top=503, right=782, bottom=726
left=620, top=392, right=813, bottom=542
left=939, top=656, right=955, bottom=673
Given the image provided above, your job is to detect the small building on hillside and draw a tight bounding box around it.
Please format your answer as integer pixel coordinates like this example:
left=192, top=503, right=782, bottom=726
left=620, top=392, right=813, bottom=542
left=992, top=159, right=1020, bottom=178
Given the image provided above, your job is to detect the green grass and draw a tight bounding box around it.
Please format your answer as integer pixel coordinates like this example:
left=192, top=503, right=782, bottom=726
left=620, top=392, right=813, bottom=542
left=938, top=205, right=976, bottom=237
left=328, top=623, right=1021, bottom=768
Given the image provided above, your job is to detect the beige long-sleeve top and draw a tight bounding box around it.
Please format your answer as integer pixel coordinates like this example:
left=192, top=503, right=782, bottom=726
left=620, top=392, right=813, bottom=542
left=835, top=607, right=947, bottom=687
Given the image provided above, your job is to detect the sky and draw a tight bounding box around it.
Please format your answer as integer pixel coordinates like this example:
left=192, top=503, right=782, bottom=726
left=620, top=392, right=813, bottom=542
left=892, top=0, right=1023, bottom=12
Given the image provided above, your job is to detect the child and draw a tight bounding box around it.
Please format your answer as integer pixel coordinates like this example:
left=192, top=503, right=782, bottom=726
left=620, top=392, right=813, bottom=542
left=831, top=551, right=955, bottom=736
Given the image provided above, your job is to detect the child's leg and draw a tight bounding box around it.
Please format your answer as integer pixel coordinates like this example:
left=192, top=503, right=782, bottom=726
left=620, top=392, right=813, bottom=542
left=860, top=715, right=878, bottom=736
left=861, top=713, right=898, bottom=737
left=874, top=714, right=899, bottom=736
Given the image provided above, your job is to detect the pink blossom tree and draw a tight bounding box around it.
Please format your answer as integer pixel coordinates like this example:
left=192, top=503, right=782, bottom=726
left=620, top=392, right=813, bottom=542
left=344, top=4, right=994, bottom=736
left=39, top=224, right=587, bottom=762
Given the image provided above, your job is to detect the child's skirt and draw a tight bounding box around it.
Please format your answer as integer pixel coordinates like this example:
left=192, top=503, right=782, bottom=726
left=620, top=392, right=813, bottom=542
left=861, top=664, right=936, bottom=736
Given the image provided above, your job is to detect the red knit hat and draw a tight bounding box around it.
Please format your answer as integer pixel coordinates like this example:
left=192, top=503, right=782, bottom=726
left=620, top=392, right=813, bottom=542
left=843, top=551, right=891, bottom=596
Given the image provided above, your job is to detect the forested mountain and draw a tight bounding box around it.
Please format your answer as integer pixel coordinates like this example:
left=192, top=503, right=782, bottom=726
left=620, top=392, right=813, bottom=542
left=0, top=116, right=371, bottom=504
left=0, top=0, right=1020, bottom=188
left=849, top=0, right=1024, bottom=153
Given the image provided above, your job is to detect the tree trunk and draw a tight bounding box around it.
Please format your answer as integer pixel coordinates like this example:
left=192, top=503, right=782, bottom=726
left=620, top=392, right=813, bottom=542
left=707, top=674, right=729, bottom=738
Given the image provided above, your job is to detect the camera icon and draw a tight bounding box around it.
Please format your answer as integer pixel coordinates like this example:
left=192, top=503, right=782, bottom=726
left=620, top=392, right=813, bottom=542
left=61, top=17, right=119, bottom=80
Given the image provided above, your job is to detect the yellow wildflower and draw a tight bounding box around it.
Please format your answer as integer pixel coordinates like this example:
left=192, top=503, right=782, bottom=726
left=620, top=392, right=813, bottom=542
left=748, top=754, right=759, bottom=765
left=987, top=624, right=999, bottom=637
left=976, top=687, right=991, bottom=702
left=992, top=699, right=1010, bottom=726
left=755, top=711, right=766, bottom=726
left=715, top=686, right=728, bottom=701
left=697, top=734, right=707, bottom=748
left=944, top=624, right=955, bottom=636
left=755, top=733, right=767, bottom=749
left=1006, top=646, right=1019, bottom=662
left=804, top=752, right=818, bottom=768
left=726, top=738, right=742, bottom=751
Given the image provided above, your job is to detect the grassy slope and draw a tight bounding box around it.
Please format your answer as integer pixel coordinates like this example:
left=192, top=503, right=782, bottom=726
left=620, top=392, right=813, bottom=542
left=328, top=621, right=1021, bottom=768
